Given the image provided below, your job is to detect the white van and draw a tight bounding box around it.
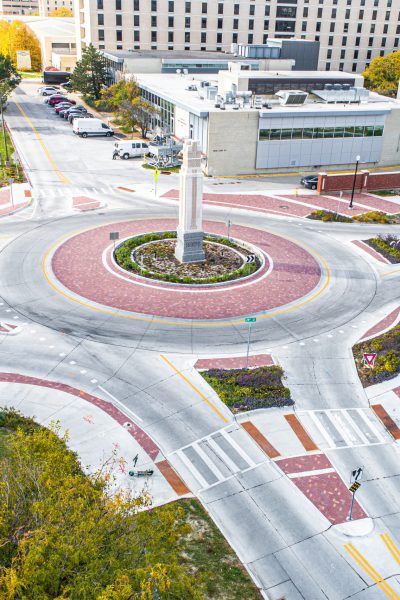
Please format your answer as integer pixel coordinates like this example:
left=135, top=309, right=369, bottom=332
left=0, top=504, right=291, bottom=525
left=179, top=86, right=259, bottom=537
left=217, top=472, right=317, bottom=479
left=114, top=140, right=149, bottom=159
left=73, top=118, right=114, bottom=138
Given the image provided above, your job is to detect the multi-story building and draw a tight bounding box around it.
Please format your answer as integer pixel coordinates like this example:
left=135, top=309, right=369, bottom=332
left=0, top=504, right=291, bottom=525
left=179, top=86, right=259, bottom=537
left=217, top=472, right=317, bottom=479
left=74, top=0, right=400, bottom=73
left=0, top=0, right=39, bottom=15
left=38, top=0, right=74, bottom=17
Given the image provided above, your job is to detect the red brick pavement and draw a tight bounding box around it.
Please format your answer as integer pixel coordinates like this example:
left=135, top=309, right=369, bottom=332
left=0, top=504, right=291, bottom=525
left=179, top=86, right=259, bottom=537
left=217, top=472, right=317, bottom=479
left=0, top=201, right=30, bottom=216
left=0, top=323, right=18, bottom=333
left=72, top=196, right=102, bottom=211
left=162, top=189, right=311, bottom=218
left=281, top=194, right=366, bottom=216
left=242, top=421, right=280, bottom=459
left=359, top=307, right=400, bottom=341
left=352, top=240, right=390, bottom=264
left=284, top=414, right=319, bottom=452
left=51, top=219, right=321, bottom=320
left=195, top=354, right=274, bottom=370
left=338, top=192, right=400, bottom=214
left=0, top=373, right=160, bottom=460
left=371, top=404, right=400, bottom=441
left=276, top=453, right=367, bottom=524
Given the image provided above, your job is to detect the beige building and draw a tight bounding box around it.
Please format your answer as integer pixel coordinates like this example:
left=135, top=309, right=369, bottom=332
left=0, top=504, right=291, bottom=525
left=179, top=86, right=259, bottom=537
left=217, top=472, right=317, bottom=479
left=0, top=0, right=39, bottom=15
left=74, top=0, right=400, bottom=73
left=1, top=15, right=76, bottom=69
left=38, top=0, right=73, bottom=16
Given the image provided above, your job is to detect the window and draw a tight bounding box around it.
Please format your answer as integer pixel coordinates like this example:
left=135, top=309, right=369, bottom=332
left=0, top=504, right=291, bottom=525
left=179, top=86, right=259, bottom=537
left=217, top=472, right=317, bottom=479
left=185, top=16, right=190, bottom=27
left=248, top=33, right=253, bottom=43
left=98, top=29, right=104, bottom=41
left=234, top=4, right=239, bottom=15
left=264, top=20, right=269, bottom=30
left=134, top=30, right=139, bottom=41
left=367, top=49, right=372, bottom=58
left=201, top=32, right=206, bottom=43
left=217, top=18, right=223, bottom=29
left=218, top=2, right=223, bottom=14
left=151, top=0, right=156, bottom=10
left=317, top=7, right=322, bottom=17
left=201, top=17, right=207, bottom=27
left=344, top=23, right=349, bottom=33
left=168, top=0, right=173, bottom=11
left=185, top=1, right=190, bottom=12
left=168, top=16, right=173, bottom=26
left=265, top=5, right=270, bottom=16
left=383, top=24, right=388, bottom=33
left=97, top=13, right=103, bottom=25
left=328, top=36, right=333, bottom=45
left=316, top=22, right=321, bottom=32
left=330, top=23, right=335, bottom=32
left=201, top=2, right=207, bottom=14
left=232, top=33, right=238, bottom=43
left=372, top=10, right=377, bottom=19
left=277, top=6, right=296, bottom=17
left=327, top=49, right=332, bottom=59
left=168, top=31, right=173, bottom=42
left=326, top=62, right=331, bottom=70
left=116, top=14, right=122, bottom=25
left=342, top=36, right=347, bottom=45
left=133, top=0, right=139, bottom=8
left=385, top=10, right=390, bottom=19
left=345, top=8, right=350, bottom=18
left=359, top=9, right=363, bottom=18
left=302, top=21, right=307, bottom=31
left=115, top=0, right=121, bottom=9
left=249, top=19, right=254, bottom=30
left=381, top=38, right=386, bottom=46
left=368, top=37, right=374, bottom=46
left=357, top=23, right=362, bottom=33
left=151, top=15, right=156, bottom=26
left=152, top=31, right=157, bottom=42
left=185, top=32, right=190, bottom=42
left=134, top=15, right=139, bottom=25
left=116, top=30, right=122, bottom=41
left=339, top=62, right=344, bottom=70
left=217, top=32, right=222, bottom=43
left=233, top=18, right=238, bottom=29
left=275, top=21, right=295, bottom=32
left=370, top=24, right=375, bottom=33
left=331, top=8, right=336, bottom=17
left=355, top=36, right=360, bottom=46
left=97, top=0, right=103, bottom=8
left=249, top=4, right=255, bottom=15
left=340, top=49, right=345, bottom=59
left=354, top=49, right=359, bottom=58
left=352, top=63, right=357, bottom=72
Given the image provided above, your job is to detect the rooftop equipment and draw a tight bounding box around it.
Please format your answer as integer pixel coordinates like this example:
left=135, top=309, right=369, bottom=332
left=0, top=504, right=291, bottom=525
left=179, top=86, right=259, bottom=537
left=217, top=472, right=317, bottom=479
left=276, top=90, right=309, bottom=106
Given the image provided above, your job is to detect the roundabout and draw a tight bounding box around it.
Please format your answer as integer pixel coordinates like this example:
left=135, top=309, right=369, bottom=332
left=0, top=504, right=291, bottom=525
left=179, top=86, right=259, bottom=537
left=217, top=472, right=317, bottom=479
left=49, top=218, right=322, bottom=320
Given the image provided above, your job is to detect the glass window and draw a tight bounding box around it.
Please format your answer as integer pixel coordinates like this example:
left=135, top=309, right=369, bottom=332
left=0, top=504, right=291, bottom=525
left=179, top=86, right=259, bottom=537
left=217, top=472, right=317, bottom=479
left=291, top=129, right=303, bottom=140
left=344, top=126, right=354, bottom=137
left=354, top=126, right=364, bottom=137
left=303, top=128, right=314, bottom=139
left=373, top=125, right=384, bottom=136
left=270, top=129, right=281, bottom=140
left=334, top=127, right=345, bottom=137
left=323, top=128, right=335, bottom=138
left=364, top=126, right=374, bottom=136
left=259, top=129, right=270, bottom=140
left=314, top=128, right=324, bottom=138
left=280, top=129, right=292, bottom=140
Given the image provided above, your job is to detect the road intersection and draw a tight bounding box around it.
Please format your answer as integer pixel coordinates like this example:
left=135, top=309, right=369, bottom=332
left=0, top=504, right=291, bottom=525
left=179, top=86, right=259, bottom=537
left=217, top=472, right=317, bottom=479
left=1, top=81, right=400, bottom=599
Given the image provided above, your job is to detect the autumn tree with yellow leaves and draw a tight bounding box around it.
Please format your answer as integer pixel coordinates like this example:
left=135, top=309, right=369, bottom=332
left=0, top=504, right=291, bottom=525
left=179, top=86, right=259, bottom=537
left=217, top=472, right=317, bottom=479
left=0, top=20, right=41, bottom=72
left=49, top=6, right=73, bottom=16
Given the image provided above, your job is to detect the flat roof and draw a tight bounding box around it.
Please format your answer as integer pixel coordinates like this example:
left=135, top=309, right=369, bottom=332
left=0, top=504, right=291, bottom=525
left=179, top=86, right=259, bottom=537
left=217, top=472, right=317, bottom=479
left=0, top=15, right=75, bottom=38
left=102, top=49, right=258, bottom=62
left=137, top=73, right=395, bottom=118
left=230, top=70, right=358, bottom=80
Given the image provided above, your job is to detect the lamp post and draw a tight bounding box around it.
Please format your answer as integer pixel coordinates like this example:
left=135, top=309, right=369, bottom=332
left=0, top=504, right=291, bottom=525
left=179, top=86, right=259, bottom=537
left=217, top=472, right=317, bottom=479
left=349, top=155, right=361, bottom=209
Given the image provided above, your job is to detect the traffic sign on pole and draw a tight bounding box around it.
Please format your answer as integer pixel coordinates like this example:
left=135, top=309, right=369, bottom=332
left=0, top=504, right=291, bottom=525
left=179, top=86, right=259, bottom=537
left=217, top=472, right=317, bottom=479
left=246, top=254, right=256, bottom=264
left=245, top=317, right=257, bottom=323
left=153, top=168, right=160, bottom=182
left=349, top=481, right=361, bottom=494
left=363, top=353, right=377, bottom=368
left=351, top=467, right=363, bottom=483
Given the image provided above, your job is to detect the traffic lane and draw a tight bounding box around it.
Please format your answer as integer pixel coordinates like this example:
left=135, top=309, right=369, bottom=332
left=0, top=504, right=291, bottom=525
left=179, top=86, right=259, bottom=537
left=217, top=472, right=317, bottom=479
left=327, top=444, right=400, bottom=519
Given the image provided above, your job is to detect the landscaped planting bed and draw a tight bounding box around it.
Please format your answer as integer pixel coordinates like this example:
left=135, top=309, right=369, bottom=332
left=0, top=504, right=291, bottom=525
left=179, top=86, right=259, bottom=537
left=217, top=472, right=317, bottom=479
left=307, top=210, right=400, bottom=224
left=353, top=324, right=400, bottom=387
left=364, top=235, right=400, bottom=264
left=115, top=231, right=260, bottom=284
left=201, top=365, right=293, bottom=413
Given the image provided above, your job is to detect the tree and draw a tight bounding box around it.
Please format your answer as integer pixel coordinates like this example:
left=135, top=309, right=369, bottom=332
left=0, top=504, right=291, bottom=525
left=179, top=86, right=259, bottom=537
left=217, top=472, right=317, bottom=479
left=0, top=54, right=21, bottom=103
left=70, top=43, right=108, bottom=100
left=0, top=413, right=204, bottom=599
left=49, top=6, right=73, bottom=16
left=363, top=51, right=400, bottom=97
left=101, top=79, right=158, bottom=137
left=0, top=20, right=41, bottom=72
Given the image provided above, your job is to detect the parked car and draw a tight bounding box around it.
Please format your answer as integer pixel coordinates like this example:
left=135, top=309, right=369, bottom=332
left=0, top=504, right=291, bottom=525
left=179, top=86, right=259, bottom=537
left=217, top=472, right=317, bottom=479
left=39, top=86, right=60, bottom=96
left=60, top=82, right=73, bottom=91
left=300, top=175, right=319, bottom=190
left=61, top=106, right=87, bottom=119
left=48, top=95, right=75, bottom=106
left=69, top=112, right=93, bottom=123
left=55, top=102, right=73, bottom=114
left=73, top=118, right=114, bottom=138
left=113, top=140, right=150, bottom=159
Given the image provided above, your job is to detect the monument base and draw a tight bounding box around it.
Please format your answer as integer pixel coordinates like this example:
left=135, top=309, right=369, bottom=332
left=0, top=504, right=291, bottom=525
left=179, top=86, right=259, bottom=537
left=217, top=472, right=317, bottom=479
left=175, top=229, right=205, bottom=263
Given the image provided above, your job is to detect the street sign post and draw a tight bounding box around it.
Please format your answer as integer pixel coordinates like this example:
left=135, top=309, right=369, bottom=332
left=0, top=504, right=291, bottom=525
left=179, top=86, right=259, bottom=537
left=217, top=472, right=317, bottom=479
left=350, top=467, right=363, bottom=483
left=347, top=468, right=363, bottom=521
left=246, top=254, right=256, bottom=264
left=109, top=231, right=119, bottom=251
left=226, top=219, right=232, bottom=240
left=244, top=318, right=257, bottom=368
left=363, top=353, right=377, bottom=368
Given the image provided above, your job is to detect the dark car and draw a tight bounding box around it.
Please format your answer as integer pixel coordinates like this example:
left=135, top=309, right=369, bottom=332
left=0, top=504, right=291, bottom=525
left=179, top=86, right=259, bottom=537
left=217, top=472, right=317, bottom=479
left=69, top=112, right=93, bottom=123
left=62, top=106, right=87, bottom=119
left=61, top=82, right=73, bottom=91
left=300, top=175, right=319, bottom=190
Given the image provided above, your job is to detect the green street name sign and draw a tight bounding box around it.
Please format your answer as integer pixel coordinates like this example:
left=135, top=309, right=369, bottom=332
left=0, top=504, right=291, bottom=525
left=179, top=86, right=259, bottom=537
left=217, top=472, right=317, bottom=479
left=245, top=317, right=257, bottom=323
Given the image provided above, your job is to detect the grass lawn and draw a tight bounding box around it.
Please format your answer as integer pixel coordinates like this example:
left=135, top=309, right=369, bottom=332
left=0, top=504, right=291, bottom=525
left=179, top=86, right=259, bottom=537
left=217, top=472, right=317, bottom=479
left=201, top=365, right=293, bottom=413
left=142, top=162, right=181, bottom=172
left=19, top=72, right=42, bottom=79
left=0, top=126, right=15, bottom=165
left=179, top=498, right=262, bottom=599
left=0, top=125, right=24, bottom=186
left=353, top=324, right=400, bottom=387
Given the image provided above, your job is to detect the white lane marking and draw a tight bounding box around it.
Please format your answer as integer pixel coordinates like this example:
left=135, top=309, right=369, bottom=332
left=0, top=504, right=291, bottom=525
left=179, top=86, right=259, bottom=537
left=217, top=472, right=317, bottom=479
left=288, top=467, right=335, bottom=478
left=308, top=411, right=336, bottom=448
left=341, top=410, right=370, bottom=444
left=91, top=378, right=97, bottom=384
left=176, top=449, right=209, bottom=489
left=220, top=428, right=257, bottom=468
left=206, top=436, right=241, bottom=473
left=97, top=384, right=143, bottom=423
left=172, top=424, right=233, bottom=454
left=193, top=441, right=226, bottom=480
left=328, top=411, right=358, bottom=446
left=356, top=408, right=387, bottom=443
left=59, top=352, right=66, bottom=357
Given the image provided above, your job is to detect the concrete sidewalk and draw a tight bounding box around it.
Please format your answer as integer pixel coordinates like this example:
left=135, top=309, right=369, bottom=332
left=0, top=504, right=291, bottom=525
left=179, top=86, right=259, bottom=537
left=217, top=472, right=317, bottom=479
left=0, top=182, right=32, bottom=216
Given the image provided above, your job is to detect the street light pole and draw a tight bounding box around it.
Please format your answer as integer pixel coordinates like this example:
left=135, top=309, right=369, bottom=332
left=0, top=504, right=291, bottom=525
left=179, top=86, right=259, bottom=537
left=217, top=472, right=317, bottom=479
left=349, top=154, right=361, bottom=209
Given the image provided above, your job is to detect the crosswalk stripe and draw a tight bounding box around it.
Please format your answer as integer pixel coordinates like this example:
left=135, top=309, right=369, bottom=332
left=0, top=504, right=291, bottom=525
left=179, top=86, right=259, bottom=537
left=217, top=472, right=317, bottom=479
left=206, top=436, right=241, bottom=473
left=220, top=428, right=257, bottom=468
left=193, top=441, right=226, bottom=481
left=341, top=410, right=370, bottom=444
left=308, top=411, right=335, bottom=447
left=176, top=449, right=209, bottom=489
left=328, top=411, right=358, bottom=446
left=356, top=408, right=387, bottom=443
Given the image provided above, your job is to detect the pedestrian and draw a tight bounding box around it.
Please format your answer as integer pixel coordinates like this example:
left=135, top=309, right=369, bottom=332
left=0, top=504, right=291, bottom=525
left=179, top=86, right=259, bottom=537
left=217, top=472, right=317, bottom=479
left=132, top=453, right=138, bottom=467
left=112, top=149, right=118, bottom=160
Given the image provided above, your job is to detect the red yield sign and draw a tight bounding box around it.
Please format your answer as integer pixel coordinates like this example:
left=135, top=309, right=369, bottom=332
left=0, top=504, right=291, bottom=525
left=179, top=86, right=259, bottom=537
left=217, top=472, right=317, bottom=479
left=363, top=353, right=377, bottom=368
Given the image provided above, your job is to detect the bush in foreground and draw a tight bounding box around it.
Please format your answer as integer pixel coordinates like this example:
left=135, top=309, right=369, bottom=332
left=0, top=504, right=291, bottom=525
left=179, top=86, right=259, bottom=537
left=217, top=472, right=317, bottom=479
left=202, top=365, right=293, bottom=413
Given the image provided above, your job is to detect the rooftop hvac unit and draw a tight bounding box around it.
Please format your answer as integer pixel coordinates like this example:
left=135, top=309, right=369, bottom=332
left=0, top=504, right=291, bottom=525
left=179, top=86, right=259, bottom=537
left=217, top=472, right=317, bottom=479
left=324, top=83, right=333, bottom=91
left=276, top=90, right=309, bottom=106
left=342, top=83, right=351, bottom=91
left=312, top=86, right=370, bottom=103
left=333, top=83, right=342, bottom=91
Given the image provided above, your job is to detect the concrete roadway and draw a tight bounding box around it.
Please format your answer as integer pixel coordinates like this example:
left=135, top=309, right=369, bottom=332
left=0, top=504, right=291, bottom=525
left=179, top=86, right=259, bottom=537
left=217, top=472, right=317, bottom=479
left=1, top=83, right=400, bottom=599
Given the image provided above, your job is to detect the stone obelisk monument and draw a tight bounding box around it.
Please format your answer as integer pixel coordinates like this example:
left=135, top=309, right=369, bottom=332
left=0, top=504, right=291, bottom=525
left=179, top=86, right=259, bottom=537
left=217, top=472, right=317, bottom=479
left=175, top=139, right=205, bottom=263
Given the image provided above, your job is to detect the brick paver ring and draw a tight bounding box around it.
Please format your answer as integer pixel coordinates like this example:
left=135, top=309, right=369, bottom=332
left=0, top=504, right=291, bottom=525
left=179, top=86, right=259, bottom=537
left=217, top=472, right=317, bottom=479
left=49, top=219, right=323, bottom=321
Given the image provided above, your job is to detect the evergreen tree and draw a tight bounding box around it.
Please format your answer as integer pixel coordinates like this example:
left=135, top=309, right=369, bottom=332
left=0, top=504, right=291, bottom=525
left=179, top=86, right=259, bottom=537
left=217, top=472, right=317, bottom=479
left=70, top=43, right=108, bottom=100
left=0, top=54, right=21, bottom=104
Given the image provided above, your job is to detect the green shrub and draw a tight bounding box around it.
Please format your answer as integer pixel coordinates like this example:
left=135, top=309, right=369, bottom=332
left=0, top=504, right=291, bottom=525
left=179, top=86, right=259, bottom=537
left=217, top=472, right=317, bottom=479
left=308, top=210, right=352, bottom=223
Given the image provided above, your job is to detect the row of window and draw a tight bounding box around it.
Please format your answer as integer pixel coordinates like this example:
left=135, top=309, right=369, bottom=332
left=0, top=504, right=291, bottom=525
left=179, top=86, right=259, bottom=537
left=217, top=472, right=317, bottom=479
left=259, top=126, right=384, bottom=142
left=97, top=0, right=395, bottom=11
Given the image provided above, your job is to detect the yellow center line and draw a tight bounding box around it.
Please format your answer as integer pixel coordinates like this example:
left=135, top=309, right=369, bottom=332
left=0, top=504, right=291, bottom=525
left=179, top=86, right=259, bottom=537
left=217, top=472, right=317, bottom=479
left=13, top=96, right=70, bottom=185
left=41, top=219, right=331, bottom=328
left=381, top=533, right=400, bottom=566
left=382, top=269, right=400, bottom=278
left=344, top=543, right=400, bottom=600
left=160, top=354, right=229, bottom=423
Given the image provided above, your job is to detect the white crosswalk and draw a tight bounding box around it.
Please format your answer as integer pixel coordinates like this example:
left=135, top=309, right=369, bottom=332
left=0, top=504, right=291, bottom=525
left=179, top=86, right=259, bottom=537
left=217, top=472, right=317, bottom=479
left=168, top=424, right=267, bottom=493
left=31, top=185, right=117, bottom=200
left=297, top=408, right=390, bottom=450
